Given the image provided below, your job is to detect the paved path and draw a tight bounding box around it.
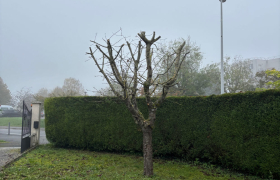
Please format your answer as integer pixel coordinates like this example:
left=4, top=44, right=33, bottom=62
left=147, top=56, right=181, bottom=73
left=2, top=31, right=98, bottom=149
left=0, top=127, right=49, bottom=170
left=0, top=147, right=21, bottom=170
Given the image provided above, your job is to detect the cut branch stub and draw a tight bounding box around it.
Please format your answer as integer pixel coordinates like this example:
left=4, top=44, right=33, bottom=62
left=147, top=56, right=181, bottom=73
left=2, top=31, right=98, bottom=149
left=138, top=31, right=161, bottom=44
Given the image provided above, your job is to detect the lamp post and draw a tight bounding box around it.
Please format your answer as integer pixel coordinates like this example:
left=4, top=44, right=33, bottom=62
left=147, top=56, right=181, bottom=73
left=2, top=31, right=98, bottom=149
left=220, top=0, right=226, bottom=94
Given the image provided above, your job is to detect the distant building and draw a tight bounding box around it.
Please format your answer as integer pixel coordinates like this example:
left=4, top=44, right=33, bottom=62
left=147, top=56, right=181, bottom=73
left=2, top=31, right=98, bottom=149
left=249, top=58, right=280, bottom=75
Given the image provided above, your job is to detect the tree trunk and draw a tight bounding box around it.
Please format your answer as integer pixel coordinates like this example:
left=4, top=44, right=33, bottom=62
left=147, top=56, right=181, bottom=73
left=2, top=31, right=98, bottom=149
left=142, top=126, right=153, bottom=177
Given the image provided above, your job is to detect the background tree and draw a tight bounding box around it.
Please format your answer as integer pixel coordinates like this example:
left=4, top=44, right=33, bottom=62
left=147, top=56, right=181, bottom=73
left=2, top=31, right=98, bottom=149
left=154, top=40, right=255, bottom=96
left=88, top=30, right=189, bottom=176
left=33, top=88, right=49, bottom=110
left=49, top=78, right=85, bottom=97
left=189, top=56, right=256, bottom=95
left=265, top=69, right=280, bottom=89
left=62, top=77, right=85, bottom=96
left=154, top=38, right=205, bottom=96
left=0, top=77, right=12, bottom=104
left=199, top=63, right=221, bottom=95
left=49, top=86, right=64, bottom=97
left=255, top=68, right=280, bottom=90
left=223, top=56, right=256, bottom=93
left=95, top=82, right=123, bottom=96
left=10, top=87, right=35, bottom=112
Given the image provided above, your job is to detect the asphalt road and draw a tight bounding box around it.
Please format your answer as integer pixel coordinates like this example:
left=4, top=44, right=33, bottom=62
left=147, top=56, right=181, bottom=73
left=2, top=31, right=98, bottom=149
left=0, top=127, right=49, bottom=147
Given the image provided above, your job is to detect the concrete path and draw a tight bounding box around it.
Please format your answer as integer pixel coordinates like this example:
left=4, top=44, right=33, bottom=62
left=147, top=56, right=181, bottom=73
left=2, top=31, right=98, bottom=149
left=0, top=147, right=21, bottom=170
left=0, top=126, right=49, bottom=170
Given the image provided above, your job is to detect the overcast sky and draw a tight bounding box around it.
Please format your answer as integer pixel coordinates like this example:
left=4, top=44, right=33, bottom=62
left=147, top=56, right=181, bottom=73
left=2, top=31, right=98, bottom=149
left=0, top=0, right=279, bottom=95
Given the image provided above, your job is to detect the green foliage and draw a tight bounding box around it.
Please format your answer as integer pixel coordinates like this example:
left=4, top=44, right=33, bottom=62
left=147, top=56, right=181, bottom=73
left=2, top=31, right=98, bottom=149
left=223, top=57, right=256, bottom=93
left=44, top=97, right=142, bottom=151
left=254, top=69, right=280, bottom=91
left=199, top=63, right=221, bottom=95
left=209, top=90, right=280, bottom=178
left=44, top=90, right=280, bottom=178
left=265, top=69, right=280, bottom=89
left=202, top=57, right=257, bottom=95
left=255, top=68, right=280, bottom=91
left=255, top=88, right=267, bottom=92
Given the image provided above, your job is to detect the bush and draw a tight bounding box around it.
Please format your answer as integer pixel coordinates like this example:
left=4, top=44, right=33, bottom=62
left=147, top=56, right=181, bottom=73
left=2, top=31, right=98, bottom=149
left=44, top=89, right=280, bottom=178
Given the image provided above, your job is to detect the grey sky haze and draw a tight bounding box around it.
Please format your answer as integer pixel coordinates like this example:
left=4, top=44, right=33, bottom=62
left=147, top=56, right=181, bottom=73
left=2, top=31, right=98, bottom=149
left=0, top=0, right=279, bottom=95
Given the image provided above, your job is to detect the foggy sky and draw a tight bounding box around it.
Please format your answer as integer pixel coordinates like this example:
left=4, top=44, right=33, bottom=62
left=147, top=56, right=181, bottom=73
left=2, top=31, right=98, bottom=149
left=0, top=0, right=279, bottom=95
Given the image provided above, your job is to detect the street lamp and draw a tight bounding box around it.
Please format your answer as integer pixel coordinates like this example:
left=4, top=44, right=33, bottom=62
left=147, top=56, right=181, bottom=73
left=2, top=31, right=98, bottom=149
left=220, top=0, right=226, bottom=94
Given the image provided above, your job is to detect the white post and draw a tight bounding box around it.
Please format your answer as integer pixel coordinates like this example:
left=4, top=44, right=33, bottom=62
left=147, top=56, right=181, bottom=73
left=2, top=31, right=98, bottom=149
left=30, top=102, right=41, bottom=147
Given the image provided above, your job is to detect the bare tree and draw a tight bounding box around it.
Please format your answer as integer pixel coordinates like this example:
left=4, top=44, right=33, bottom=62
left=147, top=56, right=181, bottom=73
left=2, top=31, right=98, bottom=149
left=33, top=88, right=49, bottom=110
left=95, top=82, right=123, bottom=96
left=49, top=86, right=64, bottom=97
left=49, top=78, right=85, bottom=97
left=88, top=30, right=188, bottom=177
left=62, top=77, right=85, bottom=96
left=10, top=87, right=35, bottom=112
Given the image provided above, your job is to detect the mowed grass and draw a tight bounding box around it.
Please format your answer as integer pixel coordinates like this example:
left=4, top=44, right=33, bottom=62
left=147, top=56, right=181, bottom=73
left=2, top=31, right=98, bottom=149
left=0, top=144, right=262, bottom=180
left=0, top=117, right=45, bottom=128
left=0, top=140, right=8, bottom=143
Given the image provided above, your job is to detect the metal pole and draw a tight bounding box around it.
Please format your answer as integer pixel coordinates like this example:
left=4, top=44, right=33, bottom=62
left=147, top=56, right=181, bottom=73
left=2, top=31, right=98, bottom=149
left=220, top=0, right=225, bottom=94
left=8, top=122, right=10, bottom=135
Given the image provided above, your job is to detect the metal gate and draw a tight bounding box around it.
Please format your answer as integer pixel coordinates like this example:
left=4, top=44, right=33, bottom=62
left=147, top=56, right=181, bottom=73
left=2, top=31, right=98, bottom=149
left=21, top=101, right=32, bottom=153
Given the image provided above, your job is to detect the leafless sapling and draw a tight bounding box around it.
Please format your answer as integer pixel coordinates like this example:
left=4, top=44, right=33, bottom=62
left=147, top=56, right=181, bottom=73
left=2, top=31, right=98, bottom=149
left=88, top=30, right=189, bottom=177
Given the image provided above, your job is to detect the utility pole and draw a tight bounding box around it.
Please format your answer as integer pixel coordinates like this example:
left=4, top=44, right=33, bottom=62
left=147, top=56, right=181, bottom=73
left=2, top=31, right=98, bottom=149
left=220, top=0, right=226, bottom=94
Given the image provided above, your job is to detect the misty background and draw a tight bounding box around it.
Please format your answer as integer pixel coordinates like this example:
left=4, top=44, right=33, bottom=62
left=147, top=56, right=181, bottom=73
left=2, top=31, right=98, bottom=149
left=0, top=0, right=280, bottom=97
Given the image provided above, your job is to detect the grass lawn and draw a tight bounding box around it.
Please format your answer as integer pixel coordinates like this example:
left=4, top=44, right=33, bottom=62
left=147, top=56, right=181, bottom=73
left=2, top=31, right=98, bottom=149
left=0, top=140, right=8, bottom=143
left=0, top=117, right=45, bottom=128
left=0, top=144, right=262, bottom=180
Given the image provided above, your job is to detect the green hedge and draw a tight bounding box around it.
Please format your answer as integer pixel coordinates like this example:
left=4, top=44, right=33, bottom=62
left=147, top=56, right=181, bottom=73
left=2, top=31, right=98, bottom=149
left=44, top=90, right=280, bottom=178
left=209, top=90, right=280, bottom=178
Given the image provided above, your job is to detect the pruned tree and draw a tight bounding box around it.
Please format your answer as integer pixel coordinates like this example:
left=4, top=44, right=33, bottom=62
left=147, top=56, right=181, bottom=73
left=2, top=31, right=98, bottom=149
left=88, top=30, right=189, bottom=176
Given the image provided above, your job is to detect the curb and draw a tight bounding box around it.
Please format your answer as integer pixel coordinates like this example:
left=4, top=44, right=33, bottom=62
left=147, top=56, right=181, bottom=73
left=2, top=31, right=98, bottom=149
left=0, top=147, right=20, bottom=150
left=0, top=145, right=39, bottom=172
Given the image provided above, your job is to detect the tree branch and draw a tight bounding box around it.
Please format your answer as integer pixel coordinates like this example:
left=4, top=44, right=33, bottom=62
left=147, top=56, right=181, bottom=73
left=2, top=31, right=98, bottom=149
left=89, top=47, right=124, bottom=99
